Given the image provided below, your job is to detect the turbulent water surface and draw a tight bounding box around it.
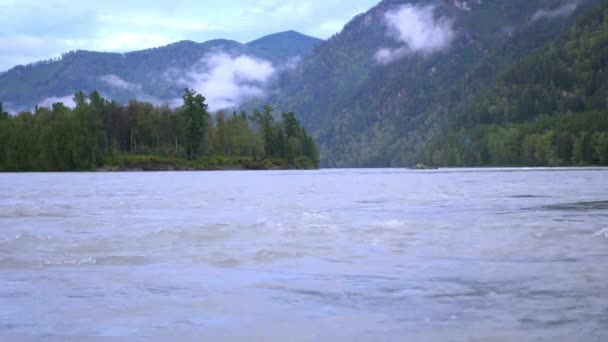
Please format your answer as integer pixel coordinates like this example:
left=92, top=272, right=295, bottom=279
left=1, top=168, right=607, bottom=341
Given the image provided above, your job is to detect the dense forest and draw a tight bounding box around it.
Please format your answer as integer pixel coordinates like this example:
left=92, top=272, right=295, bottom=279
left=426, top=1, right=608, bottom=166
left=0, top=90, right=319, bottom=171
left=263, top=0, right=601, bottom=167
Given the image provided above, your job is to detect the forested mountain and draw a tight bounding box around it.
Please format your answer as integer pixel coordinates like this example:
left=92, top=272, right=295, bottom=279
left=262, top=0, right=601, bottom=167
left=0, top=31, right=321, bottom=111
left=426, top=0, right=608, bottom=166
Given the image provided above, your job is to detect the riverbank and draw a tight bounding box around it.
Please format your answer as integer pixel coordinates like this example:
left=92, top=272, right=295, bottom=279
left=98, top=154, right=319, bottom=172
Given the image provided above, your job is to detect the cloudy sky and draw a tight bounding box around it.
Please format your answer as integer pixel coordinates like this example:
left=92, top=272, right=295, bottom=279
left=0, top=0, right=379, bottom=71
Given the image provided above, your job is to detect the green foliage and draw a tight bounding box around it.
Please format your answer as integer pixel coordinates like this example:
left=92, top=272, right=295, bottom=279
left=427, top=0, right=608, bottom=167
left=282, top=112, right=300, bottom=139
left=251, top=106, right=277, bottom=157
left=456, top=1, right=608, bottom=128
left=0, top=89, right=319, bottom=171
left=181, top=88, right=210, bottom=160
left=259, top=0, right=599, bottom=167
left=592, top=131, right=608, bottom=164
left=572, top=131, right=594, bottom=164
left=428, top=111, right=608, bottom=166
left=487, top=128, right=523, bottom=166
left=249, top=107, right=317, bottom=163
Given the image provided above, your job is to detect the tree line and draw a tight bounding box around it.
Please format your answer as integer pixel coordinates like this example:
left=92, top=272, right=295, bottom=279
left=426, top=111, right=608, bottom=166
left=0, top=89, right=319, bottom=171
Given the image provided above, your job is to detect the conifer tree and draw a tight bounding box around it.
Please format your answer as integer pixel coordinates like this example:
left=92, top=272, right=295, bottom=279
left=181, top=88, right=210, bottom=160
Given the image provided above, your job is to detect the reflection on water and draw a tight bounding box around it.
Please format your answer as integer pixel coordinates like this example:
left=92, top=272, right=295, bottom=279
left=0, top=168, right=607, bottom=340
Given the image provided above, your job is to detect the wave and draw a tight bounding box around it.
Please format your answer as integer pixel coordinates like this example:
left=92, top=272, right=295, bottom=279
left=254, top=249, right=304, bottom=263
left=0, top=207, right=69, bottom=219
left=0, top=232, right=53, bottom=248
left=378, top=220, right=406, bottom=228
left=303, top=212, right=330, bottom=220
left=144, top=224, right=238, bottom=243
left=0, top=255, right=153, bottom=268
left=41, top=257, right=98, bottom=266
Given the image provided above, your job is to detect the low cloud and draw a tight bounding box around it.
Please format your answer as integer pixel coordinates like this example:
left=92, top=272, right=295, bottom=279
left=100, top=74, right=164, bottom=105
left=3, top=102, right=27, bottom=114
left=375, top=5, right=455, bottom=64
left=38, top=95, right=76, bottom=109
left=174, top=53, right=276, bottom=111
left=278, top=56, right=302, bottom=71
left=531, top=1, right=579, bottom=22
left=100, top=74, right=142, bottom=91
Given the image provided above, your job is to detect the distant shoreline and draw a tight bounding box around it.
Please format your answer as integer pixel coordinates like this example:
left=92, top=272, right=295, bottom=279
left=97, top=154, right=318, bottom=172
left=95, top=164, right=312, bottom=172
left=3, top=163, right=607, bottom=173
left=0, top=154, right=319, bottom=173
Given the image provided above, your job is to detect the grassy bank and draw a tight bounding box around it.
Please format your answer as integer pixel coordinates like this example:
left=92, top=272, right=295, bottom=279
left=100, top=154, right=319, bottom=171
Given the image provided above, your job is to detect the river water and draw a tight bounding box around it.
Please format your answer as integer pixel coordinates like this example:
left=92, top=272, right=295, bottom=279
left=0, top=168, right=607, bottom=341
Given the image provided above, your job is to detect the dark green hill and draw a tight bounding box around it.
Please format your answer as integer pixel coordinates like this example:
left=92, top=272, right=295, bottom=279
left=247, top=30, right=323, bottom=62
left=261, top=0, right=600, bottom=167
left=426, top=0, right=608, bottom=166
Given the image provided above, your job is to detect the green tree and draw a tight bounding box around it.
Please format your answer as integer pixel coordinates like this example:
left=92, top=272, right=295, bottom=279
left=285, top=136, right=302, bottom=163
left=573, top=131, right=594, bottom=164
left=251, top=106, right=277, bottom=157
left=227, top=112, right=258, bottom=157
left=592, top=132, right=608, bottom=164
left=52, top=103, right=78, bottom=170
left=301, top=130, right=320, bottom=165
left=555, top=132, right=574, bottom=164
left=181, top=88, right=210, bottom=160
left=215, top=111, right=229, bottom=154
left=282, top=112, right=300, bottom=139
left=487, top=128, right=522, bottom=165
left=87, top=91, right=109, bottom=166
left=533, top=131, right=557, bottom=166
left=0, top=104, right=9, bottom=169
left=521, top=134, right=540, bottom=165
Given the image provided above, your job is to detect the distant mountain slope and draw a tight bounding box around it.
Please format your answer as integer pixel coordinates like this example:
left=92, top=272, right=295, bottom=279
left=426, top=0, right=608, bottom=166
left=262, top=0, right=599, bottom=167
left=246, top=30, right=322, bottom=62
left=0, top=31, right=322, bottom=111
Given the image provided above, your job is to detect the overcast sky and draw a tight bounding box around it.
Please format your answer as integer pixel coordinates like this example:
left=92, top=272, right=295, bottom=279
left=0, top=0, right=379, bottom=71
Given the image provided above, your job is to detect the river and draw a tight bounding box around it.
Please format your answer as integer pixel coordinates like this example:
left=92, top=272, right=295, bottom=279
left=1, top=168, right=607, bottom=341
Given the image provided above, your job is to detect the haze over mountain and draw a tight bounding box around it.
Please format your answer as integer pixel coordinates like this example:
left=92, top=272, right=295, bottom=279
left=0, top=30, right=322, bottom=112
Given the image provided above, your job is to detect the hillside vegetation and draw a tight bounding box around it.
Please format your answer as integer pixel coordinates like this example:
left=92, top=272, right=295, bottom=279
left=427, top=0, right=608, bottom=166
left=0, top=91, right=319, bottom=171
left=262, top=0, right=601, bottom=167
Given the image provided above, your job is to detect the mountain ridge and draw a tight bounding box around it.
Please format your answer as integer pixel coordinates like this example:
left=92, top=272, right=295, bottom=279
left=0, top=30, right=322, bottom=111
left=1, top=31, right=320, bottom=74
